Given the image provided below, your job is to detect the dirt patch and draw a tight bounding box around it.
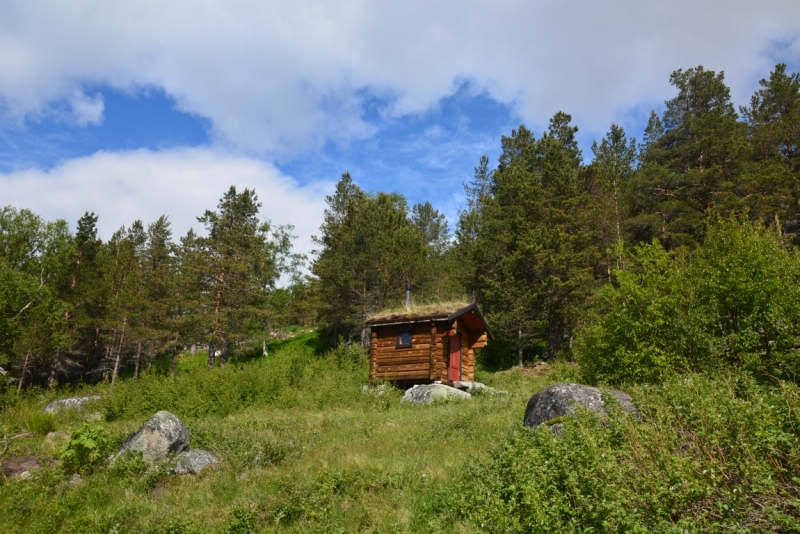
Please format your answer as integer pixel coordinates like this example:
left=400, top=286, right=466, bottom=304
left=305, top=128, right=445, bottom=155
left=1, top=455, right=55, bottom=478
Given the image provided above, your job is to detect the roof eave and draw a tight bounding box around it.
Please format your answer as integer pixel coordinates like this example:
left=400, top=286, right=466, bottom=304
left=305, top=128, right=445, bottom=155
left=447, top=303, right=495, bottom=340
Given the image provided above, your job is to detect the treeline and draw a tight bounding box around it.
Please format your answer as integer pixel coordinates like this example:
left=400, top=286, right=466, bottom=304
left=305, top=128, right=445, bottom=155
left=3, top=63, right=800, bottom=388
left=313, top=63, right=800, bottom=377
left=0, top=187, right=312, bottom=389
left=457, top=63, right=800, bottom=374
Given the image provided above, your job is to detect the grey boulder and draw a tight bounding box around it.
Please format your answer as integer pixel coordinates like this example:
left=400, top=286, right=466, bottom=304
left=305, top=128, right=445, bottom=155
left=523, top=383, right=636, bottom=428
left=42, top=395, right=101, bottom=414
left=173, top=449, right=220, bottom=475
left=116, top=411, right=190, bottom=464
left=402, top=384, right=471, bottom=404
left=452, top=381, right=497, bottom=394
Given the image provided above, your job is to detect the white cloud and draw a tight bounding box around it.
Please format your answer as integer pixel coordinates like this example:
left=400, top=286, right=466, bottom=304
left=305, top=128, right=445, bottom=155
left=0, top=148, right=332, bottom=263
left=0, top=1, right=798, bottom=153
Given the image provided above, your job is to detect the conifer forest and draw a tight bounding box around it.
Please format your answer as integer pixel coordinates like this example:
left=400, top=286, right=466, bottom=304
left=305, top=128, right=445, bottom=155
left=3, top=64, right=800, bottom=389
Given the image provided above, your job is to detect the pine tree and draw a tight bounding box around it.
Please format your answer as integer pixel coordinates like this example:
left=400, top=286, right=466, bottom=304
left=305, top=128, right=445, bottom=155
left=740, top=63, right=800, bottom=239
left=590, top=123, right=637, bottom=273
left=474, top=116, right=599, bottom=363
left=631, top=67, right=748, bottom=247
left=194, top=187, right=278, bottom=367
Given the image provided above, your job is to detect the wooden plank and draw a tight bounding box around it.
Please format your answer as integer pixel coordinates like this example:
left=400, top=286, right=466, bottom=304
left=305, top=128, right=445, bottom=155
left=376, top=366, right=429, bottom=373
left=378, top=340, right=431, bottom=347
left=370, top=329, right=378, bottom=382
left=374, top=349, right=432, bottom=358
left=374, top=357, right=430, bottom=366
left=429, top=322, right=436, bottom=380
left=376, top=362, right=429, bottom=370
left=469, top=333, right=488, bottom=349
left=376, top=365, right=429, bottom=374
left=375, top=370, right=430, bottom=380
left=376, top=341, right=432, bottom=349
left=375, top=350, right=431, bottom=358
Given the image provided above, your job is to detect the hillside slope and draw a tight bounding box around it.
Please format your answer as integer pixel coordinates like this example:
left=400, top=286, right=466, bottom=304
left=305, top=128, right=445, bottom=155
left=0, top=333, right=798, bottom=532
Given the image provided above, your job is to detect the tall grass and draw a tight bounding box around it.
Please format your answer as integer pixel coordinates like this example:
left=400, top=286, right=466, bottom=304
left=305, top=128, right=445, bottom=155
left=1, top=332, right=798, bottom=532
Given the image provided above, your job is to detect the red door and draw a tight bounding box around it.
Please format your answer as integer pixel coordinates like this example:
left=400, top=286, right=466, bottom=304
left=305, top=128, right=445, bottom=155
left=449, top=333, right=461, bottom=382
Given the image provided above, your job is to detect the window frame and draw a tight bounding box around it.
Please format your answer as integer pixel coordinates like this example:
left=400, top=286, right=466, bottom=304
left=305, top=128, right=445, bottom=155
left=395, top=327, right=414, bottom=349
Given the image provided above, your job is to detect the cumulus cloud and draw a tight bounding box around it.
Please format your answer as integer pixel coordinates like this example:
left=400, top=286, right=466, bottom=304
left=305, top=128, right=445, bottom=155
left=0, top=0, right=798, bottom=153
left=0, top=148, right=332, bottom=261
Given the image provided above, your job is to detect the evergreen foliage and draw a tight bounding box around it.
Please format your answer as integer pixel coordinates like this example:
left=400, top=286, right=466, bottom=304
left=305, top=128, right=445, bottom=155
left=2, top=62, right=800, bottom=384
left=0, top=187, right=299, bottom=389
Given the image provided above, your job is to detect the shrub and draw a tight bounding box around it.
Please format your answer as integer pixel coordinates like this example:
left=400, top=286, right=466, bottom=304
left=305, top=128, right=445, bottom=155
left=59, top=422, right=110, bottom=474
left=454, top=374, right=800, bottom=532
left=24, top=411, right=56, bottom=435
left=577, top=219, right=800, bottom=384
left=109, top=450, right=148, bottom=480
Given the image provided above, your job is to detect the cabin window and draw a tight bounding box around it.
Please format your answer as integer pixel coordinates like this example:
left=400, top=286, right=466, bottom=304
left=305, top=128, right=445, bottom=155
left=396, top=328, right=413, bottom=348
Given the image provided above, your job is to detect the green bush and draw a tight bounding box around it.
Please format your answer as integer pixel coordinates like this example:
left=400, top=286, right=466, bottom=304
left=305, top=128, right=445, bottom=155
left=109, top=450, right=148, bottom=480
left=24, top=411, right=56, bottom=435
left=59, top=422, right=110, bottom=474
left=577, top=219, right=800, bottom=384
left=453, top=373, right=800, bottom=532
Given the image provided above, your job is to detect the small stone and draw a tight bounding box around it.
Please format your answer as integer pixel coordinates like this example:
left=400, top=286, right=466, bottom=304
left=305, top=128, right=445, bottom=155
left=173, top=449, right=220, bottom=475
left=18, top=470, right=31, bottom=480
left=68, top=473, right=83, bottom=487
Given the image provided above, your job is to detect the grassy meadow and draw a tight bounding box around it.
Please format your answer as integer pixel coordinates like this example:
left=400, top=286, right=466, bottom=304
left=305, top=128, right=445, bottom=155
left=0, top=332, right=798, bottom=533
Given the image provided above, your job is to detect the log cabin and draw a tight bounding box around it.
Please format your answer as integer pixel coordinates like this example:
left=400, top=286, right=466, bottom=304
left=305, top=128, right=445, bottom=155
left=365, top=302, right=493, bottom=384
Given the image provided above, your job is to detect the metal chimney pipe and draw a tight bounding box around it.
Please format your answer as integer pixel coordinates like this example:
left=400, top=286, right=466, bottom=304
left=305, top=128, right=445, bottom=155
left=405, top=283, right=412, bottom=308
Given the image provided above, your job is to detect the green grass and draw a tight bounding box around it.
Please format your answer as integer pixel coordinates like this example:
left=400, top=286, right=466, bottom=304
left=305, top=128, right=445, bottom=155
left=0, top=333, right=798, bottom=532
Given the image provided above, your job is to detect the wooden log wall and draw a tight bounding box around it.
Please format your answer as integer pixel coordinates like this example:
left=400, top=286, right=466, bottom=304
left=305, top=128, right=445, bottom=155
left=371, top=323, right=435, bottom=381
left=369, top=317, right=483, bottom=382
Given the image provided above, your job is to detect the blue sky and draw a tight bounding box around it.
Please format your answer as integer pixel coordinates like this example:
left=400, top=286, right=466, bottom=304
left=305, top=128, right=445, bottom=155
left=2, top=0, right=799, bottom=260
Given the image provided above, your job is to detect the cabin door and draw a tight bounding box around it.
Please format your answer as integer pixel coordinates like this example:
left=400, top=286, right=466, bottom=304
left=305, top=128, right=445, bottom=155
left=449, top=333, right=462, bottom=382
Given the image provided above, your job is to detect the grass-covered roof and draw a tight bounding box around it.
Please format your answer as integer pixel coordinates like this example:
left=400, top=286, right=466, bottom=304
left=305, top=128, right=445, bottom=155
left=366, top=299, right=472, bottom=323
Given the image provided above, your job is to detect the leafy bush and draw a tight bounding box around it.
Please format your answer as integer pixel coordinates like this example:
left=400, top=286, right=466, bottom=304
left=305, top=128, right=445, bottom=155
left=453, top=374, right=800, bottom=532
left=24, top=411, right=56, bottom=435
left=219, top=506, right=259, bottom=534
left=577, top=219, right=800, bottom=384
left=59, top=422, right=110, bottom=474
left=109, top=450, right=148, bottom=480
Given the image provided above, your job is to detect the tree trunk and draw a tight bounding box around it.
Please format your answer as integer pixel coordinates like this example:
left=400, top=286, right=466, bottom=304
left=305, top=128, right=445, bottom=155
left=18, top=348, right=31, bottom=391
left=134, top=342, right=141, bottom=381
left=361, top=326, right=371, bottom=350
left=518, top=323, right=524, bottom=369
left=112, top=317, right=128, bottom=385
left=548, top=314, right=562, bottom=360
left=208, top=340, right=216, bottom=368
left=262, top=339, right=268, bottom=357
left=171, top=345, right=178, bottom=376
left=220, top=338, right=228, bottom=366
